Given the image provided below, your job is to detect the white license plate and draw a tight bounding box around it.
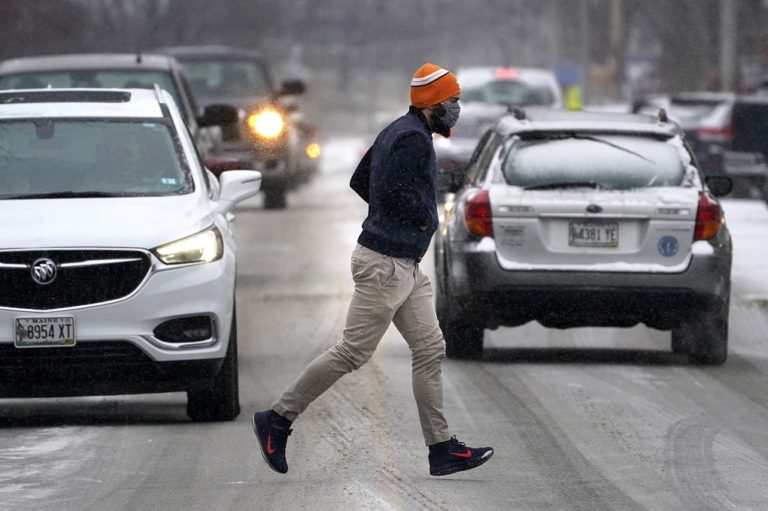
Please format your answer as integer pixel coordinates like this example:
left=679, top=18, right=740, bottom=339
left=569, top=221, right=619, bottom=247
left=15, top=317, right=76, bottom=348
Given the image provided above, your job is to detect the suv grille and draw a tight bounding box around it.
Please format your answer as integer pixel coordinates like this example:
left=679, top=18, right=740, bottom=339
left=0, top=250, right=151, bottom=310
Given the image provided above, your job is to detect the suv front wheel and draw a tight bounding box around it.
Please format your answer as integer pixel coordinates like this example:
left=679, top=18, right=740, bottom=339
left=263, top=185, right=287, bottom=209
left=187, top=309, right=241, bottom=421
left=261, top=159, right=290, bottom=209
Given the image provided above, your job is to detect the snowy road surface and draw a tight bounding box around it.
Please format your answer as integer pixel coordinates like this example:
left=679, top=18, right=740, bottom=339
left=1, top=137, right=768, bottom=510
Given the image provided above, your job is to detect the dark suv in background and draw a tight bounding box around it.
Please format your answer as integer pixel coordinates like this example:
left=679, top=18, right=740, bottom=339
left=155, top=46, right=317, bottom=209
left=695, top=95, right=768, bottom=200
left=634, top=91, right=768, bottom=201
left=631, top=91, right=736, bottom=169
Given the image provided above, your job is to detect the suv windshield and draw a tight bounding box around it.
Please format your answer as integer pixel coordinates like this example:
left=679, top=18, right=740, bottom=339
left=0, top=119, right=192, bottom=199
left=0, top=71, right=182, bottom=105
left=502, top=134, right=687, bottom=190
left=178, top=59, right=270, bottom=98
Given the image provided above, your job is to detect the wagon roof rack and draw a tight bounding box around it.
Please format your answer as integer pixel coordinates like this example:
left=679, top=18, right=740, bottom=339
left=507, top=105, right=527, bottom=120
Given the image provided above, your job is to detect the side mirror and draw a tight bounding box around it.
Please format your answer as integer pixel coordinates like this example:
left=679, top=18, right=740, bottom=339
left=279, top=79, right=306, bottom=96
left=204, top=156, right=242, bottom=178
left=197, top=104, right=238, bottom=128
left=437, top=161, right=466, bottom=195
left=217, top=170, right=262, bottom=214
left=705, top=175, right=733, bottom=197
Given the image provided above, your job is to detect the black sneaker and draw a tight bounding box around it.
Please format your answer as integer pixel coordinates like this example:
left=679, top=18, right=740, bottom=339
left=428, top=435, right=494, bottom=476
left=252, top=410, right=292, bottom=474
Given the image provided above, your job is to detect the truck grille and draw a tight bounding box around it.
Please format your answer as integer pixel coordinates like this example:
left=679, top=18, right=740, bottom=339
left=0, top=250, right=151, bottom=310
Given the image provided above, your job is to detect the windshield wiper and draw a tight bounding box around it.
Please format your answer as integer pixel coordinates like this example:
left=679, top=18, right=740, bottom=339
left=521, top=132, right=656, bottom=163
left=571, top=134, right=656, bottom=163
left=0, top=191, right=129, bottom=200
left=524, top=181, right=612, bottom=191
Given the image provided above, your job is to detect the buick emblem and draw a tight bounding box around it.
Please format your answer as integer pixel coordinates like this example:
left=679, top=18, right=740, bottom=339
left=586, top=204, right=603, bottom=213
left=31, top=258, right=57, bottom=285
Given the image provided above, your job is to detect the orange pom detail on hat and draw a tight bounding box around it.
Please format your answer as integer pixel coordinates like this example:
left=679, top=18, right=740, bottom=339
left=410, top=63, right=461, bottom=108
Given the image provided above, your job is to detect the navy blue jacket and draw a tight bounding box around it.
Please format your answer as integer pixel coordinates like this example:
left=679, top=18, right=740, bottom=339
left=350, top=106, right=438, bottom=262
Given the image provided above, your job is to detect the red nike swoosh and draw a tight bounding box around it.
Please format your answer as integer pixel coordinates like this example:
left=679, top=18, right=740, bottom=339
left=266, top=432, right=276, bottom=455
left=448, top=449, right=472, bottom=458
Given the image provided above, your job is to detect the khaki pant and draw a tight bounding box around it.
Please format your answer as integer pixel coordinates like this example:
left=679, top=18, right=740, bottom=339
left=272, top=244, right=451, bottom=446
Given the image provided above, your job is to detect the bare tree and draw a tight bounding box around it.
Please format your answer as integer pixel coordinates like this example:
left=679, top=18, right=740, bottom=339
left=0, top=1, right=92, bottom=60
left=628, top=0, right=719, bottom=91
left=1, top=0, right=766, bottom=105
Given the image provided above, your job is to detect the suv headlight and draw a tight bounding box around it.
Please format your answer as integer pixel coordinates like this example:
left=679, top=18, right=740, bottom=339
left=154, top=227, right=223, bottom=264
left=247, top=108, right=285, bottom=139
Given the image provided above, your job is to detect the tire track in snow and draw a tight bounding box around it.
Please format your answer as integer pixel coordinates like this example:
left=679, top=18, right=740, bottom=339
left=446, top=364, right=645, bottom=511
left=664, top=416, right=734, bottom=511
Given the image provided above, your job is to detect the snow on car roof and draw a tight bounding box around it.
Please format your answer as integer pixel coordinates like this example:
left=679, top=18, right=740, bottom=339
left=496, top=108, right=682, bottom=138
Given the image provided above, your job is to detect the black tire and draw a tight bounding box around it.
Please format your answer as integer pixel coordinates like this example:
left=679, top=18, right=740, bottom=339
left=263, top=187, right=287, bottom=209
left=435, top=272, right=448, bottom=327
left=677, top=298, right=729, bottom=365
left=444, top=320, right=484, bottom=359
left=762, top=176, right=768, bottom=205
left=689, top=298, right=729, bottom=365
left=434, top=242, right=450, bottom=326
left=187, top=310, right=241, bottom=421
left=435, top=261, right=484, bottom=359
left=670, top=326, right=689, bottom=355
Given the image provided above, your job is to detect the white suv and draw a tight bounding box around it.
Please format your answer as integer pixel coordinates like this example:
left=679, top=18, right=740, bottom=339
left=0, top=88, right=261, bottom=421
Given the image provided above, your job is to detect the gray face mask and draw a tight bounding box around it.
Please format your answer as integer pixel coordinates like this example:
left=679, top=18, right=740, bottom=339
left=443, top=100, right=461, bottom=127
left=431, top=100, right=461, bottom=136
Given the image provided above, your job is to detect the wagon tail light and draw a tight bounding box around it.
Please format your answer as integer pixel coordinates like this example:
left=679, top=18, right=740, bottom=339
left=694, top=192, right=723, bottom=240
left=464, top=189, right=494, bottom=237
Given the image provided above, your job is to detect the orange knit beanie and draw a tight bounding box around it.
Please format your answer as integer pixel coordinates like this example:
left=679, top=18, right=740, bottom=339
left=410, top=63, right=460, bottom=108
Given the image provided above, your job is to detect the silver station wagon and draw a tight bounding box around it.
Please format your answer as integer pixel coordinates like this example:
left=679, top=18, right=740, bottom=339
left=435, top=108, right=733, bottom=364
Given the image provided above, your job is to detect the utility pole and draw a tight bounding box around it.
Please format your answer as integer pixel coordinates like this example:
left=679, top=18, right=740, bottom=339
left=550, top=0, right=562, bottom=71
left=720, top=0, right=738, bottom=90
left=610, top=0, right=624, bottom=100
left=580, top=0, right=590, bottom=104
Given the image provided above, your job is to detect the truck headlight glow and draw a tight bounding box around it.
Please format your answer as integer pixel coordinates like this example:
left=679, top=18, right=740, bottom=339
left=247, top=109, right=285, bottom=139
left=154, top=227, right=223, bottom=264
left=306, top=142, right=321, bottom=159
